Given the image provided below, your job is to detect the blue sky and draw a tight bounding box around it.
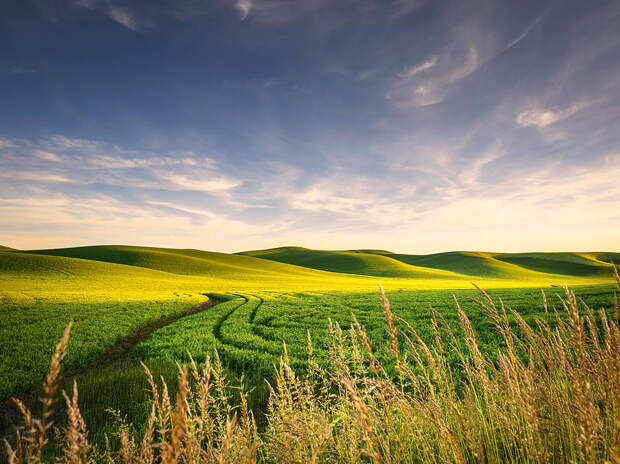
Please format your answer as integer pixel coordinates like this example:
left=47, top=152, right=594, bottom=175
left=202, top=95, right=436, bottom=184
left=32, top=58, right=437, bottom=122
left=1, top=0, right=619, bottom=253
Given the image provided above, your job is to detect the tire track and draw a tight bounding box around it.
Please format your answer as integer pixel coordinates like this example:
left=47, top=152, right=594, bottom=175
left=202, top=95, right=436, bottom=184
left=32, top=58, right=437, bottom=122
left=0, top=294, right=228, bottom=443
left=214, top=294, right=286, bottom=357
left=246, top=295, right=287, bottom=344
left=248, top=294, right=264, bottom=323
left=212, top=294, right=249, bottom=342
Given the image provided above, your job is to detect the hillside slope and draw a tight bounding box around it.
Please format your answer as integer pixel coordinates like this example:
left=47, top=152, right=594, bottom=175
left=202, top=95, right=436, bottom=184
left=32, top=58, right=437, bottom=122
left=240, top=247, right=619, bottom=282
left=4, top=245, right=616, bottom=293
left=0, top=248, right=385, bottom=297
left=494, top=252, right=619, bottom=277
left=382, top=251, right=519, bottom=278
left=0, top=249, right=177, bottom=281
left=24, top=245, right=340, bottom=279
left=380, top=251, right=619, bottom=279
left=238, top=246, right=464, bottom=279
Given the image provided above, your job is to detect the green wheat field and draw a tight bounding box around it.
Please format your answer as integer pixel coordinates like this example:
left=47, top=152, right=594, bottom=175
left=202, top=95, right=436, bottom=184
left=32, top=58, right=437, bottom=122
left=1, top=245, right=619, bottom=463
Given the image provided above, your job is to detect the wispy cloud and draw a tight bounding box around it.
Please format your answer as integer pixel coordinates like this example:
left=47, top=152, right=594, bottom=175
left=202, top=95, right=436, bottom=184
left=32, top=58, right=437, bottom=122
left=231, top=0, right=423, bottom=24
left=387, top=46, right=479, bottom=106
left=154, top=172, right=241, bottom=192
left=0, top=190, right=288, bottom=251
left=72, top=0, right=139, bottom=30
left=399, top=56, right=437, bottom=79
left=235, top=0, right=252, bottom=20
left=48, top=135, right=111, bottom=153
left=0, top=138, right=15, bottom=148
left=74, top=0, right=97, bottom=8
left=289, top=184, right=367, bottom=214
left=506, top=10, right=547, bottom=49
left=106, top=6, right=138, bottom=31
left=515, top=101, right=592, bottom=128
left=34, top=150, right=63, bottom=162
left=0, top=135, right=238, bottom=193
left=0, top=171, right=71, bottom=183
left=146, top=200, right=217, bottom=218
left=5, top=66, right=36, bottom=74
left=458, top=144, right=504, bottom=186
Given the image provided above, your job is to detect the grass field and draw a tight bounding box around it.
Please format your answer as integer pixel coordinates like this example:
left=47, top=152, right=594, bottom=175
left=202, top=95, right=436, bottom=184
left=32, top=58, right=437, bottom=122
left=1, top=245, right=616, bottom=399
left=1, top=244, right=618, bottom=461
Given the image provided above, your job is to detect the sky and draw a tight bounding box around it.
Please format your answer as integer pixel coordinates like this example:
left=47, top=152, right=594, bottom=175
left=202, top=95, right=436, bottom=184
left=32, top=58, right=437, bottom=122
left=1, top=0, right=619, bottom=253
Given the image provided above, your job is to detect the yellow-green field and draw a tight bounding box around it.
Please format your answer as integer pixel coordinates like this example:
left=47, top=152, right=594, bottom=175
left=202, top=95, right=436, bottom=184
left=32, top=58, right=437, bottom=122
left=1, top=245, right=618, bottom=451
left=5, top=245, right=618, bottom=296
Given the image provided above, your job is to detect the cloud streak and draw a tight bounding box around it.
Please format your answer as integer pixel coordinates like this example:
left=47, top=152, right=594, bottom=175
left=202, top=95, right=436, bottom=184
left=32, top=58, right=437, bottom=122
left=399, top=56, right=437, bottom=79
left=106, top=7, right=138, bottom=30
left=0, top=136, right=239, bottom=193
left=516, top=101, right=592, bottom=128
left=387, top=46, right=479, bottom=107
left=230, top=0, right=423, bottom=24
left=506, top=9, right=547, bottom=49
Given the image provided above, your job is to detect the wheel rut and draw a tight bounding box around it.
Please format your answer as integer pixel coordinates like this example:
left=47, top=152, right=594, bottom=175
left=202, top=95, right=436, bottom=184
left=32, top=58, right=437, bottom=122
left=249, top=295, right=264, bottom=323
left=212, top=294, right=249, bottom=342
left=213, top=294, right=287, bottom=357
left=0, top=294, right=227, bottom=435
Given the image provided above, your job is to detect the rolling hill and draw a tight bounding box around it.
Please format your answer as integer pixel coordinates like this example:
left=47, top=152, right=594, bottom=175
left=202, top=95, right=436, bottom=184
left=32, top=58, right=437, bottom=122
left=381, top=251, right=520, bottom=278
left=238, top=246, right=463, bottom=279
left=2, top=246, right=417, bottom=296
left=1, top=245, right=616, bottom=295
left=0, top=245, right=15, bottom=251
left=0, top=248, right=216, bottom=301
left=24, top=245, right=332, bottom=279
left=494, top=252, right=619, bottom=277
left=240, top=247, right=620, bottom=282
left=381, top=251, right=620, bottom=279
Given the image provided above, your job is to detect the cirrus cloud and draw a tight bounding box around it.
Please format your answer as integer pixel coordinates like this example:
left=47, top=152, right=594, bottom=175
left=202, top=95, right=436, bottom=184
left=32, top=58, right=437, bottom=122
left=515, top=101, right=592, bottom=128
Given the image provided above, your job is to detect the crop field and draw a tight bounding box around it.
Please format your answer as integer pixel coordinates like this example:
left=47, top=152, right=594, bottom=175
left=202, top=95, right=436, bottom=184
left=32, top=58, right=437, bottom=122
left=0, top=245, right=619, bottom=457
left=133, top=285, right=619, bottom=377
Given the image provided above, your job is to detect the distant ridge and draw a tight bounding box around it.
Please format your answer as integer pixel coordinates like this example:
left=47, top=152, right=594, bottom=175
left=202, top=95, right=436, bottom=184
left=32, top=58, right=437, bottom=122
left=0, top=245, right=15, bottom=251
left=239, top=246, right=620, bottom=280
left=1, top=244, right=615, bottom=285
left=20, top=245, right=337, bottom=279
left=238, top=246, right=465, bottom=279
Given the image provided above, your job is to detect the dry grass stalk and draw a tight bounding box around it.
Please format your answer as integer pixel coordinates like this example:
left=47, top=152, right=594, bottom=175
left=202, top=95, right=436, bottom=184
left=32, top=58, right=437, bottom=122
left=5, top=321, right=73, bottom=464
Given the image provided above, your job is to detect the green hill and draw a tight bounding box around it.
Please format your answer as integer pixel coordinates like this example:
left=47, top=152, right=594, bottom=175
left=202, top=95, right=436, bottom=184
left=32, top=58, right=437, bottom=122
left=379, top=251, right=619, bottom=279
left=240, top=247, right=619, bottom=282
left=0, top=249, right=169, bottom=280
left=1, top=246, right=390, bottom=305
left=4, top=245, right=617, bottom=293
left=0, top=246, right=472, bottom=297
left=239, top=247, right=471, bottom=279
left=379, top=251, right=524, bottom=278
left=23, top=245, right=336, bottom=280
left=494, top=252, right=619, bottom=277
left=17, top=245, right=619, bottom=282
left=595, top=252, right=620, bottom=265
left=0, top=245, right=15, bottom=251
